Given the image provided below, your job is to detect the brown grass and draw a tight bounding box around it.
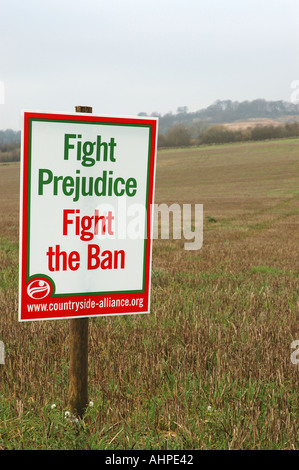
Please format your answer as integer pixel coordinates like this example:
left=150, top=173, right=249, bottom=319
left=0, top=138, right=298, bottom=449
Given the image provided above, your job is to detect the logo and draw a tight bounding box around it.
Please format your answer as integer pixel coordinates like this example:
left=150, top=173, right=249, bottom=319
left=27, top=278, right=52, bottom=299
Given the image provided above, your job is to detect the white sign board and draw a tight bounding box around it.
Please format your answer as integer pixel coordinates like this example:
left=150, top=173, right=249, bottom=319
left=19, top=111, right=158, bottom=321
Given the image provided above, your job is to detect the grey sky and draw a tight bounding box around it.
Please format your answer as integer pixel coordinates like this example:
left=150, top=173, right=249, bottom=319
left=1, top=0, right=299, bottom=130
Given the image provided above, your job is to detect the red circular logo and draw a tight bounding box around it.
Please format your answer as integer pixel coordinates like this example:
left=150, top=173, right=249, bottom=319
left=27, top=278, right=52, bottom=299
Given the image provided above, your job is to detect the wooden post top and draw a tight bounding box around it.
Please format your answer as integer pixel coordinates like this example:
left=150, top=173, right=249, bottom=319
left=75, top=106, right=93, bottom=113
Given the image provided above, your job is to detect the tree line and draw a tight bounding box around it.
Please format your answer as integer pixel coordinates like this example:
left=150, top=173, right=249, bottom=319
left=157, top=121, right=299, bottom=148
left=140, top=99, right=299, bottom=134
left=0, top=130, right=21, bottom=162
left=1, top=117, right=299, bottom=162
left=0, top=142, right=20, bottom=162
left=0, top=129, right=21, bottom=145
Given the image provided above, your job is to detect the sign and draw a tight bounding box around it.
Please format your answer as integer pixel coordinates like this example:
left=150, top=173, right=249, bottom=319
left=19, top=111, right=158, bottom=321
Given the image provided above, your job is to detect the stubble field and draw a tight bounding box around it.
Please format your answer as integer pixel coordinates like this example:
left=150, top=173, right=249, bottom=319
left=0, top=138, right=298, bottom=449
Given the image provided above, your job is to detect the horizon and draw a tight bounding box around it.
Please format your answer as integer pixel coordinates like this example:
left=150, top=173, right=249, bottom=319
left=1, top=96, right=299, bottom=133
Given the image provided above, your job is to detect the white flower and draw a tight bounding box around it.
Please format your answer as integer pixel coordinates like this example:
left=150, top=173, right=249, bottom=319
left=65, top=411, right=71, bottom=418
left=207, top=405, right=212, bottom=411
left=51, top=404, right=56, bottom=409
left=89, top=401, right=94, bottom=407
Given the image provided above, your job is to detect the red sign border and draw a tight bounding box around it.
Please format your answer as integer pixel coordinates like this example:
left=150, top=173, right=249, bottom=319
left=19, top=111, right=158, bottom=321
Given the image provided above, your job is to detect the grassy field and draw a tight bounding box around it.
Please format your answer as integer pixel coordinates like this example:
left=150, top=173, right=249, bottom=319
left=0, top=138, right=298, bottom=450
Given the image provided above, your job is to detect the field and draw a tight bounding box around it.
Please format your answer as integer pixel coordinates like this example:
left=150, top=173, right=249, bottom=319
left=222, top=116, right=299, bottom=131
left=0, top=138, right=298, bottom=450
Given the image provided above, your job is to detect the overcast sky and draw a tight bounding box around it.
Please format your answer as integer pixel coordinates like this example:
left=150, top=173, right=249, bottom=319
left=1, top=0, right=299, bottom=130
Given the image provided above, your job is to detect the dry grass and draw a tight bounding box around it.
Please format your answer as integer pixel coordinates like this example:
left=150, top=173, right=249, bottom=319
left=222, top=116, right=299, bottom=131
left=0, top=138, right=298, bottom=449
left=222, top=118, right=282, bottom=130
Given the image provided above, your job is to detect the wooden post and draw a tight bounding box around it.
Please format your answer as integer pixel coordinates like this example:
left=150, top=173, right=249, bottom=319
left=67, top=105, right=92, bottom=418
left=75, top=106, right=93, bottom=114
